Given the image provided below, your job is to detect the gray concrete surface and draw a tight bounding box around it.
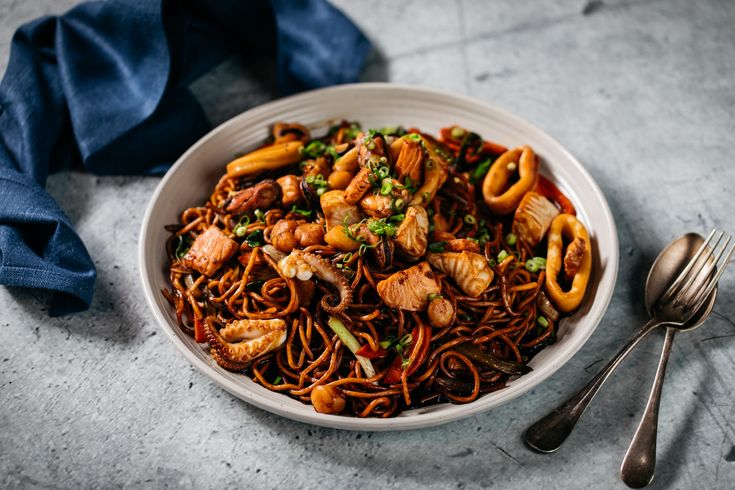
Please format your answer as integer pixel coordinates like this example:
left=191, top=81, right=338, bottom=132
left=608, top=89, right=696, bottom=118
left=2, top=0, right=735, bottom=488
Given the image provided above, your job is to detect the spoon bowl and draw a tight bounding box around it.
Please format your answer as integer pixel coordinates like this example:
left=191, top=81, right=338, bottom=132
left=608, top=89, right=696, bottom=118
left=644, top=233, right=718, bottom=330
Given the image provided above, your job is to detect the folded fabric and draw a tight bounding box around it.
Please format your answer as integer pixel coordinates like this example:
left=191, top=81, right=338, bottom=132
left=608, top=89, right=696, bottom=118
left=0, top=0, right=370, bottom=313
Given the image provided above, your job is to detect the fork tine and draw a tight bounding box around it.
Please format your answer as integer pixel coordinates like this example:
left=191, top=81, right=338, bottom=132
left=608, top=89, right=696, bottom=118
left=666, top=230, right=721, bottom=303
left=686, top=236, right=734, bottom=315
left=680, top=233, right=731, bottom=299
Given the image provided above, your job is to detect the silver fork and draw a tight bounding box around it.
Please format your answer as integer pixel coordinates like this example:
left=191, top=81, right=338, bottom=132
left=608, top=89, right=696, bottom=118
left=620, top=230, right=734, bottom=488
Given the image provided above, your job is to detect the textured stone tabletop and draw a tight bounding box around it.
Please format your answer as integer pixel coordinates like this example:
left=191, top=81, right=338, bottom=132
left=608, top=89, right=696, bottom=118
left=2, top=1, right=734, bottom=488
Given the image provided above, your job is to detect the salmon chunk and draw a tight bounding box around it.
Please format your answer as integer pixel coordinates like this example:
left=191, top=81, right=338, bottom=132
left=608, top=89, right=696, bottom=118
left=182, top=226, right=238, bottom=277
left=563, top=237, right=587, bottom=283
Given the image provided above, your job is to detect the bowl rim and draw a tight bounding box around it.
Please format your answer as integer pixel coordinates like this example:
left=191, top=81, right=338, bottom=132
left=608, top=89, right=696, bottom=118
left=139, top=82, right=619, bottom=431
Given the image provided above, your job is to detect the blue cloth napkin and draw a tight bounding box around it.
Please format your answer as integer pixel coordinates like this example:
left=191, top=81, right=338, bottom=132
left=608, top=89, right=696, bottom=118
left=0, top=0, right=370, bottom=314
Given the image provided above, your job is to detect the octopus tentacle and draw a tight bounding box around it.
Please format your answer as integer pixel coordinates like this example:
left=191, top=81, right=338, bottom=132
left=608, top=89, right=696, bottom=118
left=210, top=347, right=250, bottom=372
left=204, top=317, right=287, bottom=371
left=276, top=250, right=353, bottom=314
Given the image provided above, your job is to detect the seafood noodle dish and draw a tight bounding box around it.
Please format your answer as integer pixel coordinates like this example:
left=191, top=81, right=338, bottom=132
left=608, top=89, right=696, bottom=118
left=163, top=121, right=592, bottom=418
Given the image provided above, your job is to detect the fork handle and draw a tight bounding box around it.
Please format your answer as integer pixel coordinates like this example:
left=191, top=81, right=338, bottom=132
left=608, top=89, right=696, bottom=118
left=620, top=327, right=675, bottom=488
left=524, top=319, right=660, bottom=453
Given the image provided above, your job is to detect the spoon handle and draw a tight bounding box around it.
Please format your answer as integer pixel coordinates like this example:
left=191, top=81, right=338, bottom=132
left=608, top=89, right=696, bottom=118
left=620, top=327, right=675, bottom=488
left=524, top=319, right=659, bottom=453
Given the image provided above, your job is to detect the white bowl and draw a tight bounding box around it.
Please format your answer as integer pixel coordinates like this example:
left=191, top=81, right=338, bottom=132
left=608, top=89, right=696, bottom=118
left=139, top=83, right=618, bottom=431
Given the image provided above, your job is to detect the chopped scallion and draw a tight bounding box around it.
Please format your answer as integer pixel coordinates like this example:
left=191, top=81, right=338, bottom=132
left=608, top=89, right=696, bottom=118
left=428, top=241, right=446, bottom=253
left=524, top=257, right=547, bottom=272
left=290, top=205, right=312, bottom=217
left=232, top=215, right=251, bottom=237
left=470, top=158, right=493, bottom=183
left=327, top=316, right=375, bottom=378
left=450, top=126, right=466, bottom=140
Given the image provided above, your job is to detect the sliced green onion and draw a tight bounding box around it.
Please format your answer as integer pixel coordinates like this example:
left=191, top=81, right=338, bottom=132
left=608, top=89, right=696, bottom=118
left=450, top=127, right=466, bottom=140
left=389, top=213, right=405, bottom=222
left=379, top=337, right=394, bottom=349
left=525, top=257, right=547, bottom=272
left=290, top=205, right=312, bottom=217
left=470, top=158, right=493, bottom=183
left=326, top=145, right=340, bottom=160
left=316, top=187, right=326, bottom=196
left=342, top=252, right=353, bottom=263
left=380, top=179, right=394, bottom=195
left=327, top=316, right=375, bottom=378
left=497, top=250, right=509, bottom=262
left=232, top=215, right=251, bottom=237
left=273, top=375, right=283, bottom=385
left=505, top=233, right=517, bottom=246
left=487, top=258, right=497, bottom=268
left=384, top=224, right=396, bottom=237
left=426, top=159, right=435, bottom=169
left=301, top=140, right=327, bottom=158
left=393, top=198, right=405, bottom=210
left=377, top=166, right=390, bottom=179
left=378, top=156, right=388, bottom=165
left=327, top=316, right=361, bottom=352
left=428, top=241, right=446, bottom=253
left=537, top=316, right=549, bottom=328
left=407, top=133, right=421, bottom=142
left=343, top=123, right=362, bottom=141
left=428, top=293, right=444, bottom=301
left=254, top=209, right=265, bottom=222
left=367, top=220, right=384, bottom=234
left=464, top=214, right=476, bottom=225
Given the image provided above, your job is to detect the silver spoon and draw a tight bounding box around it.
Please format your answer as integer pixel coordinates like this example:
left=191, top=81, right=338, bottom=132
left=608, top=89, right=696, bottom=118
left=524, top=233, right=719, bottom=454
left=621, top=232, right=733, bottom=487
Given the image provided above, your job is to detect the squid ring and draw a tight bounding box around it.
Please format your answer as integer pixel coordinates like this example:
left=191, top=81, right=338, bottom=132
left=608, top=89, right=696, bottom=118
left=482, top=145, right=539, bottom=214
left=544, top=214, right=592, bottom=312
